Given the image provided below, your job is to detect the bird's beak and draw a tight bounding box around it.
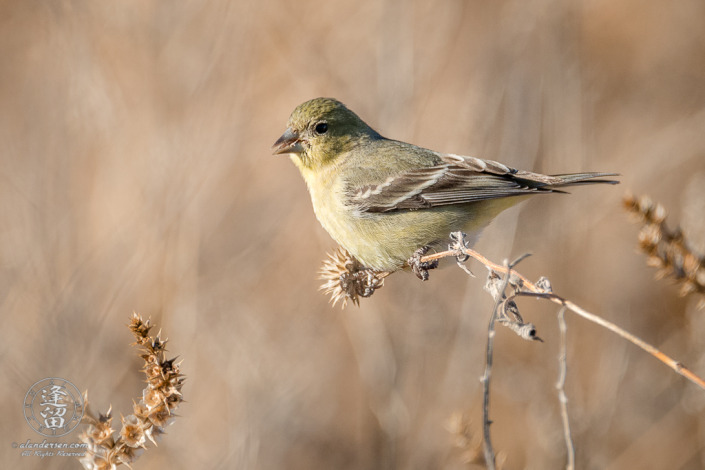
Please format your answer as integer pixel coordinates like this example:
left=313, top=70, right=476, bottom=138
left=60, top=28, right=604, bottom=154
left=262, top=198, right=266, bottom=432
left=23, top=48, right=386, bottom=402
left=272, top=128, right=304, bottom=155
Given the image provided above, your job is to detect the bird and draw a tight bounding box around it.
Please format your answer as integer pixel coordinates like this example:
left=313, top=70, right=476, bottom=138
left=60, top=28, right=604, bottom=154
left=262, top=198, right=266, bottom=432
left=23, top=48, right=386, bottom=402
left=273, top=97, right=617, bottom=276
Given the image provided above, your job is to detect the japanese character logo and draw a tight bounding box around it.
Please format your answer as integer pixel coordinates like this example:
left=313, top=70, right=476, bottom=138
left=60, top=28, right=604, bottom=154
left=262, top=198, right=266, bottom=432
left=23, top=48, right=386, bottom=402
left=23, top=378, right=84, bottom=437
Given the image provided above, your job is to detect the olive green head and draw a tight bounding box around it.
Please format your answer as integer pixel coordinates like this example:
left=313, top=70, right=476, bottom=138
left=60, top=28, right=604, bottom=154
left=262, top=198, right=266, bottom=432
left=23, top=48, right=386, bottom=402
left=272, top=98, right=380, bottom=169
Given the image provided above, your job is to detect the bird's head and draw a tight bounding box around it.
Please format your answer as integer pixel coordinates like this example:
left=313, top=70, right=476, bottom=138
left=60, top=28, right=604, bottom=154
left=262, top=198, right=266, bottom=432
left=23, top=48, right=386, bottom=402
left=272, top=98, right=380, bottom=170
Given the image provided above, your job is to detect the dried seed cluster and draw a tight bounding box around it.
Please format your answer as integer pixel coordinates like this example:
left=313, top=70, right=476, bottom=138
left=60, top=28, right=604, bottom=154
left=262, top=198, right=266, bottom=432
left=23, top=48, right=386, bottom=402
left=624, top=194, right=705, bottom=306
left=79, top=313, right=185, bottom=469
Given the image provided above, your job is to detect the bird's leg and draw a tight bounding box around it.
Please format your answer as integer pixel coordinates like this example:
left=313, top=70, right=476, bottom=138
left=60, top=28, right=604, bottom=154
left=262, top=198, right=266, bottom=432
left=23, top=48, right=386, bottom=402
left=408, top=246, right=439, bottom=281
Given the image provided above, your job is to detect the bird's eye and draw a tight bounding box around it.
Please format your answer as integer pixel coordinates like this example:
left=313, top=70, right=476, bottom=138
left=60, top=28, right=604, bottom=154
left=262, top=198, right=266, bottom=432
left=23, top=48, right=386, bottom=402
left=314, top=122, right=328, bottom=135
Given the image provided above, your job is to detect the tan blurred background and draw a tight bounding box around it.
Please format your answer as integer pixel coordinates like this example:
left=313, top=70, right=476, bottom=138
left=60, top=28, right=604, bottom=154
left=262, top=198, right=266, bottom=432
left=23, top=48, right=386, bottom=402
left=2, top=1, right=705, bottom=468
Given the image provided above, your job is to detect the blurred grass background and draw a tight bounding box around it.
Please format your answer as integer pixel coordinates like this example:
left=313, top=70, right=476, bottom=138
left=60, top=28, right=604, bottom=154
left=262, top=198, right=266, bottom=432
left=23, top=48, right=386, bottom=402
left=1, top=0, right=705, bottom=468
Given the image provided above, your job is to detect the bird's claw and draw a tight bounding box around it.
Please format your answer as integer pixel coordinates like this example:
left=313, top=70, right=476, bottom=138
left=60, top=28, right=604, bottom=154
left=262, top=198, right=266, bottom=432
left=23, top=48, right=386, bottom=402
left=339, top=268, right=385, bottom=305
left=408, top=246, right=439, bottom=281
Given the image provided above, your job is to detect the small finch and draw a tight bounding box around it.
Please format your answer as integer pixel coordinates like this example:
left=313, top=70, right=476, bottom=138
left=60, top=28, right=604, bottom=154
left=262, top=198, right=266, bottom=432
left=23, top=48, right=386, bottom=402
left=273, top=97, right=617, bottom=274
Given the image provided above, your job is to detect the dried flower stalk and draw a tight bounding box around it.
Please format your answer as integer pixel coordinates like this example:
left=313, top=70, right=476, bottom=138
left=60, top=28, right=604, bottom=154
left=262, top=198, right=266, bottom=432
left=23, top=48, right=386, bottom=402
left=624, top=193, right=705, bottom=305
left=556, top=306, right=575, bottom=470
left=79, top=313, right=185, bottom=469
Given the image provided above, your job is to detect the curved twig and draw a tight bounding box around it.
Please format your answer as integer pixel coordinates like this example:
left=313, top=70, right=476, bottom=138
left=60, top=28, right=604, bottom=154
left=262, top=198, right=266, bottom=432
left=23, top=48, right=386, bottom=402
left=421, top=240, right=705, bottom=391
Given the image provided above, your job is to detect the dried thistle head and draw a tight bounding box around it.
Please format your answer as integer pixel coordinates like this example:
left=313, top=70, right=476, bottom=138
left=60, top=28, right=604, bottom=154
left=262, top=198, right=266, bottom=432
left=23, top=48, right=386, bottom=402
left=319, top=247, right=388, bottom=307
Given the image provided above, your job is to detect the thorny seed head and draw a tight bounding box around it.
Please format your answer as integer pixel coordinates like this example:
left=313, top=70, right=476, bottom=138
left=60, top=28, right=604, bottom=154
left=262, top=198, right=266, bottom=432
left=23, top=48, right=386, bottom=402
left=120, top=414, right=147, bottom=448
left=319, top=247, right=388, bottom=307
left=147, top=403, right=174, bottom=428
left=128, top=313, right=152, bottom=342
left=143, top=388, right=165, bottom=409
left=133, top=400, right=150, bottom=420
left=150, top=335, right=167, bottom=353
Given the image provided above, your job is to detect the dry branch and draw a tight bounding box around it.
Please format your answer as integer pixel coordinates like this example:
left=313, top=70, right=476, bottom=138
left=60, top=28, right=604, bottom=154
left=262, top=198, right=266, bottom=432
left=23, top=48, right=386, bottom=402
left=420, top=232, right=705, bottom=391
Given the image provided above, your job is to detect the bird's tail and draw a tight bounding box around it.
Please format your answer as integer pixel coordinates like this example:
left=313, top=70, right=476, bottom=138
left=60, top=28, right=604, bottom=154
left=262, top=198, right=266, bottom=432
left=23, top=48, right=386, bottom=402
left=511, top=171, right=619, bottom=191
left=547, top=172, right=620, bottom=188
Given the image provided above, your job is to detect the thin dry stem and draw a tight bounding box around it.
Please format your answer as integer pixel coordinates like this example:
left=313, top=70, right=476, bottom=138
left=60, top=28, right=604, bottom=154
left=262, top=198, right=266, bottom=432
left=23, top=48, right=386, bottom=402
left=420, top=233, right=705, bottom=391
left=556, top=306, right=575, bottom=470
left=480, top=259, right=518, bottom=470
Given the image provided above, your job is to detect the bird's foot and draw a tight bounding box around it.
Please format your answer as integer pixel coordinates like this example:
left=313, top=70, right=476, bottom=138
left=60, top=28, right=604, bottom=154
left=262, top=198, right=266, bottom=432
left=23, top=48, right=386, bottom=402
left=320, top=247, right=390, bottom=307
left=408, top=246, right=439, bottom=281
left=339, top=268, right=386, bottom=305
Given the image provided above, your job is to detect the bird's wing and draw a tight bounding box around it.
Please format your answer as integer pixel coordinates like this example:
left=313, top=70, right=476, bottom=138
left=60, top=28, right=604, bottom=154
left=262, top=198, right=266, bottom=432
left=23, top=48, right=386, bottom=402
left=349, top=153, right=617, bottom=213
